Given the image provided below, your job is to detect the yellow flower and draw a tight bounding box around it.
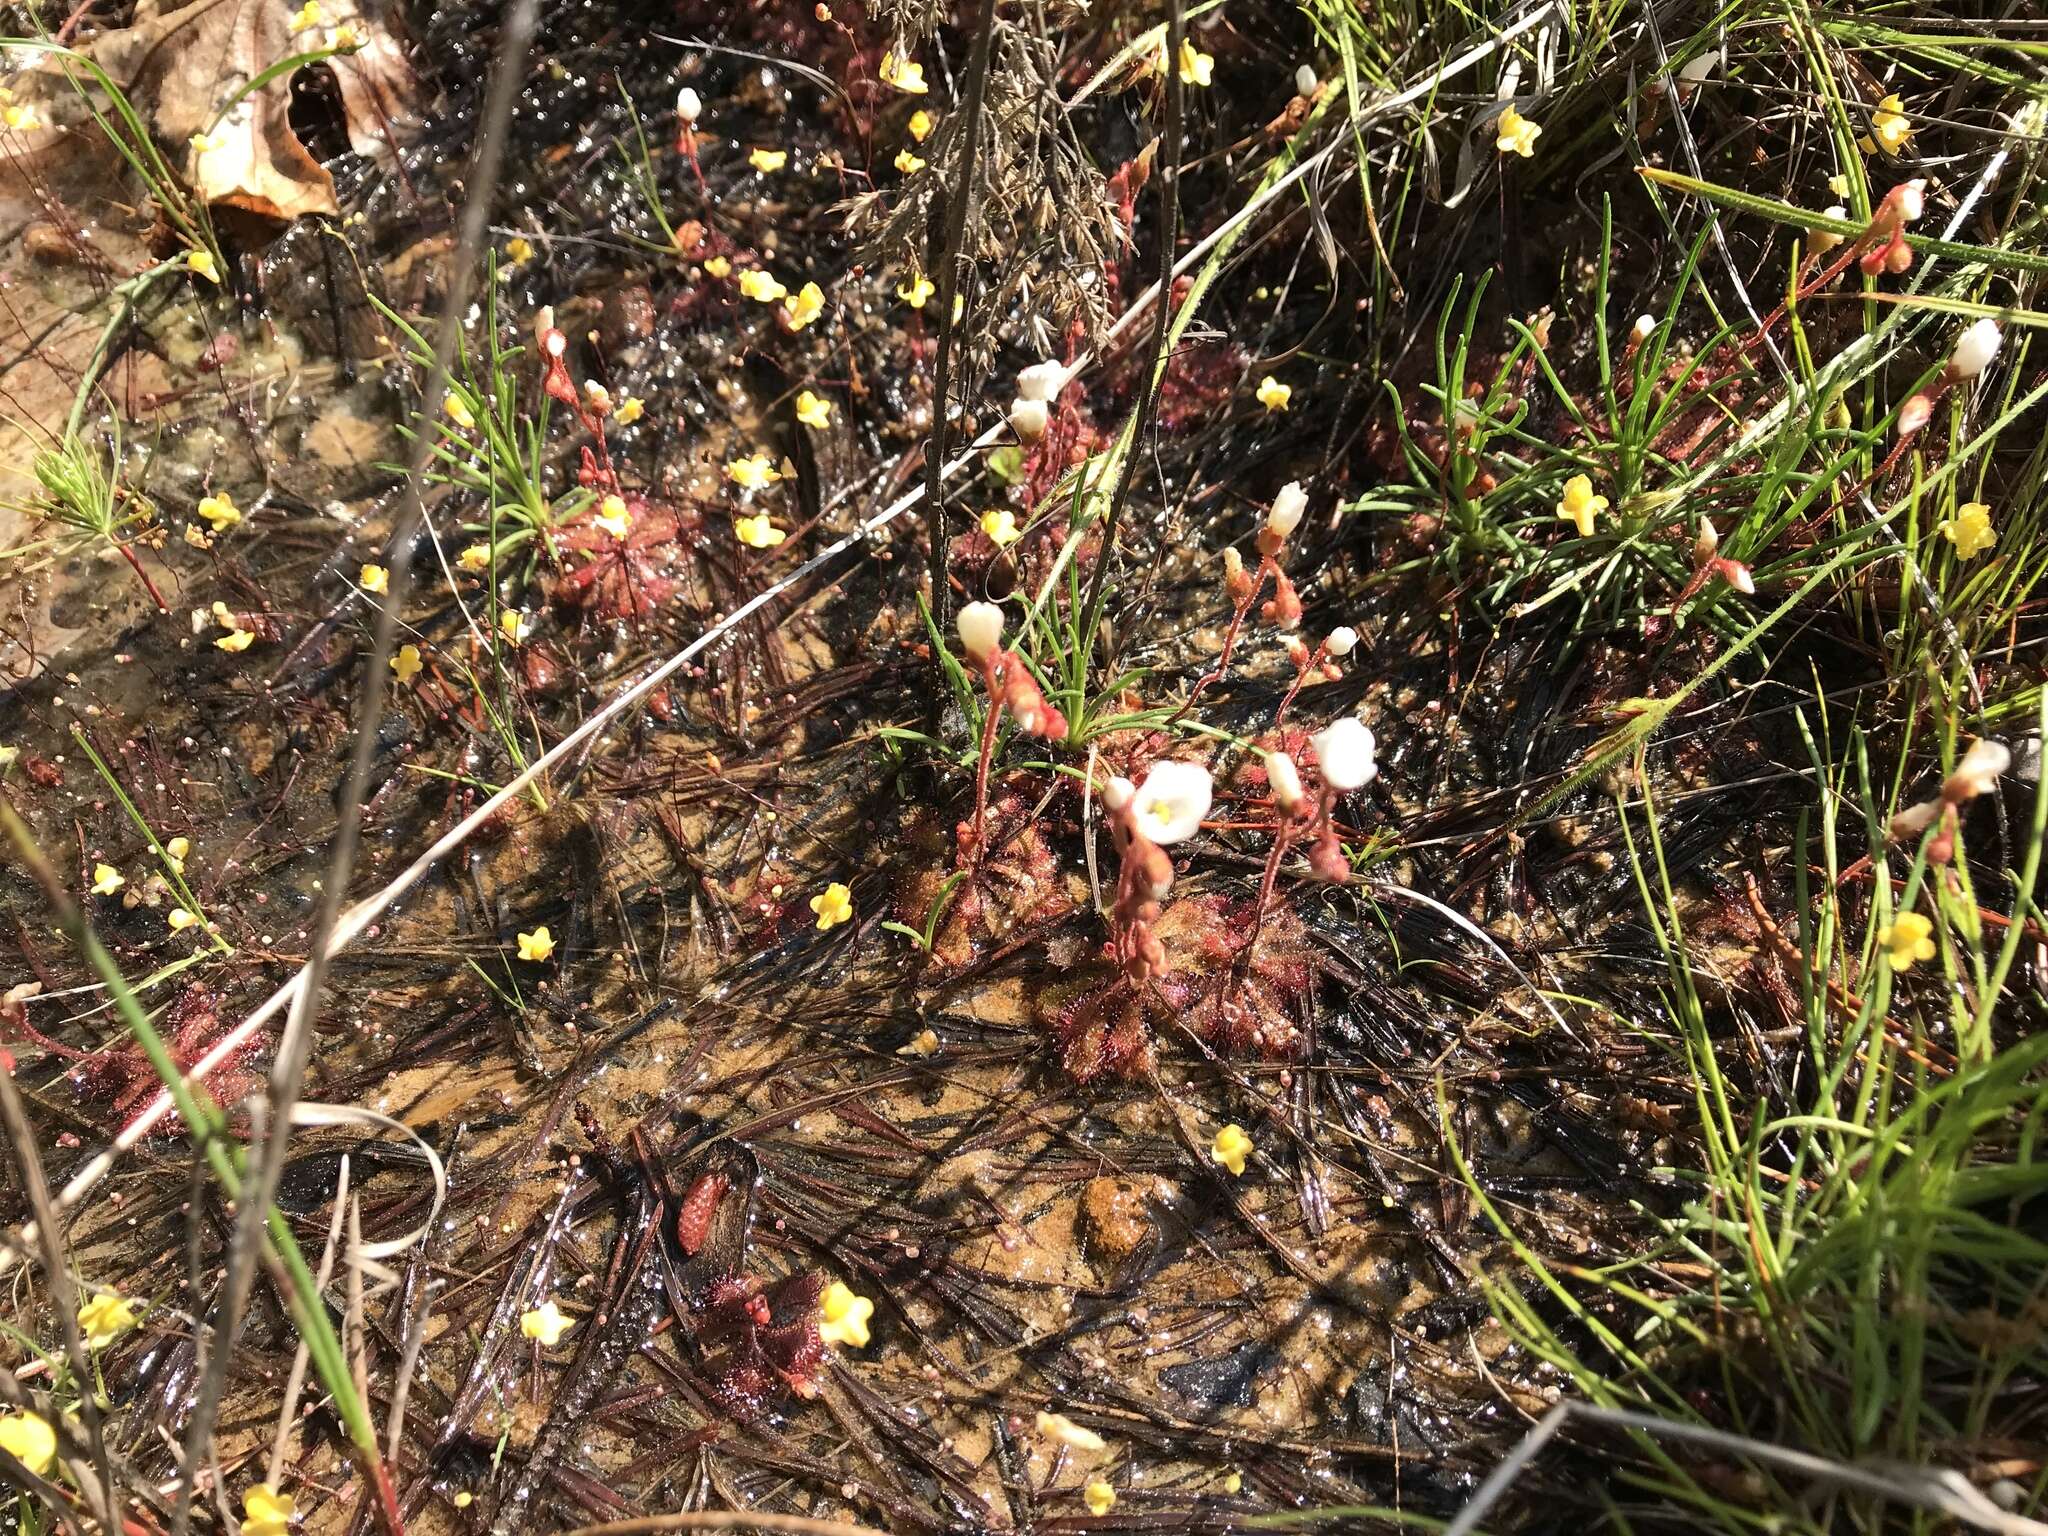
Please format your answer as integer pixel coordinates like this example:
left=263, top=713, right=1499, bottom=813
left=504, top=235, right=534, bottom=266
left=359, top=563, right=389, bottom=594
left=1495, top=105, right=1541, bottom=158
left=187, top=248, right=220, bottom=287
left=0, top=1411, right=56, bottom=1478
left=1084, top=1482, right=1118, bottom=1517
left=879, top=51, right=928, bottom=94
left=287, top=0, right=323, bottom=33
left=390, top=643, right=423, bottom=684
left=739, top=268, right=788, bottom=303
left=595, top=494, right=633, bottom=539
left=163, top=836, right=190, bottom=875
left=980, top=508, right=1020, bottom=547
left=1878, top=910, right=1936, bottom=971
left=517, top=926, right=555, bottom=963
left=184, top=523, right=213, bottom=549
left=1255, top=375, right=1291, bottom=411
left=191, top=129, right=226, bottom=154
left=703, top=254, right=733, bottom=279
left=332, top=22, right=362, bottom=50
left=79, top=1291, right=139, bottom=1348
left=1176, top=39, right=1214, bottom=87
left=794, top=390, right=833, bottom=428
left=458, top=543, right=492, bottom=572
left=1869, top=94, right=1911, bottom=157
left=243, top=1484, right=295, bottom=1536
left=783, top=281, right=826, bottom=330
left=810, top=881, right=854, bottom=930
left=1211, top=1123, right=1253, bottom=1176
left=167, top=908, right=199, bottom=931
left=725, top=453, right=782, bottom=490
left=1557, top=473, right=1608, bottom=537
left=897, top=273, right=936, bottom=309
left=1940, top=501, right=1995, bottom=559
left=2, top=103, right=40, bottom=133
left=499, top=609, right=531, bottom=645
left=519, top=1298, right=573, bottom=1345
left=197, top=492, right=240, bottom=531
left=736, top=514, right=786, bottom=549
left=748, top=147, right=789, bottom=173
left=818, top=1280, right=875, bottom=1348
left=443, top=394, right=476, bottom=431
left=894, top=148, right=925, bottom=173
left=216, top=628, right=255, bottom=653
left=91, top=863, right=125, bottom=896
left=908, top=109, right=934, bottom=142
left=615, top=396, right=645, bottom=425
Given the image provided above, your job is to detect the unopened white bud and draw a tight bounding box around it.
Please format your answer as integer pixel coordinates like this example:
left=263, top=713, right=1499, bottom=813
left=1889, top=798, right=1943, bottom=840
left=1295, top=64, right=1318, bottom=96
left=1694, top=518, right=1720, bottom=563
left=1898, top=393, right=1932, bottom=438
left=1016, top=360, right=1067, bottom=403
left=1008, top=396, right=1049, bottom=441
left=1311, top=717, right=1377, bottom=792
left=957, top=600, right=1004, bottom=662
left=1895, top=178, right=1926, bottom=223
left=1950, top=318, right=2002, bottom=381
left=1100, top=775, right=1134, bottom=812
left=1267, top=752, right=1305, bottom=813
left=1325, top=625, right=1357, bottom=657
left=676, top=86, right=702, bottom=125
left=1266, top=481, right=1308, bottom=539
left=1631, top=313, right=1655, bottom=341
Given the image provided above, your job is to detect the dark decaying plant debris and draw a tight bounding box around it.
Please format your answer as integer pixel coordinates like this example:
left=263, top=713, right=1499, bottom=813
left=1, top=0, right=2046, bottom=1533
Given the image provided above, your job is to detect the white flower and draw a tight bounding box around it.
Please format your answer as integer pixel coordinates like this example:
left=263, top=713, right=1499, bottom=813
left=1009, top=397, right=1049, bottom=441
left=1944, top=737, right=2010, bottom=801
left=1325, top=625, right=1357, bottom=657
left=1266, top=481, right=1308, bottom=539
left=957, top=601, right=1004, bottom=663
left=1100, top=775, right=1135, bottom=812
left=1016, top=360, right=1067, bottom=403
left=1678, top=49, right=1719, bottom=84
left=1950, top=318, right=2002, bottom=381
left=1811, top=205, right=1848, bottom=254
left=1889, top=798, right=1942, bottom=840
left=1267, top=751, right=1305, bottom=813
left=1131, top=760, right=1213, bottom=845
left=676, top=86, right=702, bottom=124
left=1311, top=717, right=1377, bottom=792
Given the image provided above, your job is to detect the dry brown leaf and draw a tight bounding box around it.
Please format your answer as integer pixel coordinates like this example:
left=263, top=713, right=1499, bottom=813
left=17, top=0, right=419, bottom=222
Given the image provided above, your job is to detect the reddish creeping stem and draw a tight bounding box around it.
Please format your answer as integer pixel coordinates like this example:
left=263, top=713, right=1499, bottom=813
left=966, top=645, right=1067, bottom=862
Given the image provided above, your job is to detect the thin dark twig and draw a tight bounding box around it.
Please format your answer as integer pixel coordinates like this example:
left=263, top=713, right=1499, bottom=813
left=0, top=1069, right=115, bottom=1529
left=921, top=0, right=1001, bottom=668
left=1077, top=0, right=1185, bottom=672
left=173, top=2, right=543, bottom=1529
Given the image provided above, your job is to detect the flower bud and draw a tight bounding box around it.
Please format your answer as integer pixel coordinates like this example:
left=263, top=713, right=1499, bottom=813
left=1295, top=64, right=1318, bottom=96
left=1267, top=751, right=1305, bottom=813
left=1265, top=481, right=1308, bottom=540
left=1008, top=397, right=1049, bottom=441
left=1893, top=178, right=1926, bottom=224
left=1693, top=518, right=1719, bottom=564
left=1678, top=49, right=1719, bottom=84
left=1631, top=313, right=1655, bottom=342
left=1016, top=361, right=1067, bottom=403
left=1100, top=775, right=1134, bottom=812
left=1311, top=717, right=1377, bottom=792
left=1898, top=392, right=1932, bottom=438
left=957, top=600, right=1004, bottom=662
left=1715, top=558, right=1755, bottom=595
left=1326, top=625, right=1358, bottom=657
left=1889, top=798, right=1942, bottom=840
left=676, top=86, right=702, bottom=125
left=1949, top=318, right=2002, bottom=381
left=1884, top=239, right=1914, bottom=275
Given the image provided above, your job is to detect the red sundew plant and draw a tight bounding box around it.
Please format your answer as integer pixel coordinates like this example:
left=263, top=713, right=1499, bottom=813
left=71, top=983, right=260, bottom=1135
left=550, top=493, right=701, bottom=621
left=894, top=782, right=1072, bottom=971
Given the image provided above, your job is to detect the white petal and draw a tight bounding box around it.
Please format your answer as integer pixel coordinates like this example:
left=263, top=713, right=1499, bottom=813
left=1311, top=717, right=1377, bottom=792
